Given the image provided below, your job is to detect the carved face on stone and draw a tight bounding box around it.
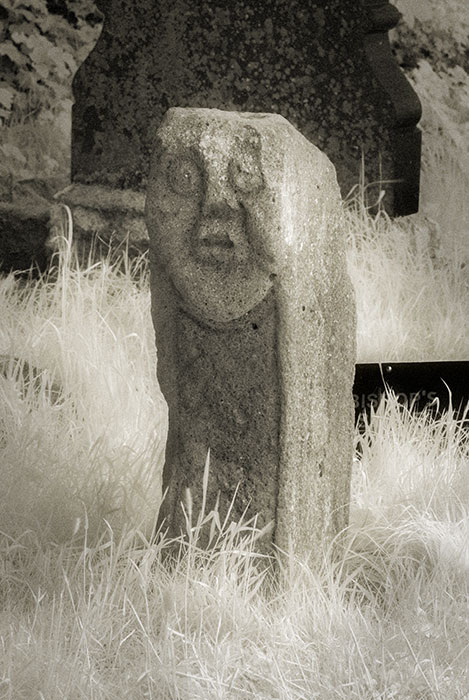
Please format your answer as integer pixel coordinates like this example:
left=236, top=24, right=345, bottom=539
left=146, top=109, right=282, bottom=323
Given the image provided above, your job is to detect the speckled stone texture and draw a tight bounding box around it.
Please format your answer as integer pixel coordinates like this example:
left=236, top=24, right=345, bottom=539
left=72, top=0, right=421, bottom=215
left=146, top=108, right=356, bottom=562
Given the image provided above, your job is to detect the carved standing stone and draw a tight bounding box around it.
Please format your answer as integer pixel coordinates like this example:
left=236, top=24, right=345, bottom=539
left=146, top=108, right=356, bottom=562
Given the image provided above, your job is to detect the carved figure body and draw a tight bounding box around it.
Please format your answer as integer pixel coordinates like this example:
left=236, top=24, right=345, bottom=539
left=146, top=108, right=356, bottom=561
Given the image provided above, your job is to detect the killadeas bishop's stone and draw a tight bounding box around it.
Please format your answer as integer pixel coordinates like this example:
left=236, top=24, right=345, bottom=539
left=146, top=108, right=356, bottom=563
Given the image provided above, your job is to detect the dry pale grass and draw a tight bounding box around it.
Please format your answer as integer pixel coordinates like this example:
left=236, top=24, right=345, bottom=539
left=0, top=217, right=468, bottom=698
left=0, top=227, right=166, bottom=543
left=0, top=396, right=468, bottom=698
left=346, top=196, right=469, bottom=362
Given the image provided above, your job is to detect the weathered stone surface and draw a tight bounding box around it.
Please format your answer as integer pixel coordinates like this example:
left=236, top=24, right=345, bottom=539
left=146, top=108, right=356, bottom=562
left=73, top=0, right=421, bottom=215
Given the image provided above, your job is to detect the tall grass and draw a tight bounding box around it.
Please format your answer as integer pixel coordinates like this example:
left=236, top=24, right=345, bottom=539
left=0, top=399, right=468, bottom=698
left=0, top=210, right=468, bottom=698
left=346, top=201, right=469, bottom=363
left=0, top=215, right=166, bottom=543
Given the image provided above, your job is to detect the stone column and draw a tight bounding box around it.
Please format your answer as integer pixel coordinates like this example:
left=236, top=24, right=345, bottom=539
left=146, top=108, right=356, bottom=562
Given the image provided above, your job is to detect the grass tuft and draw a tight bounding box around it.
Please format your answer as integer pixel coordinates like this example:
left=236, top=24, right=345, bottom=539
left=346, top=192, right=469, bottom=362
left=0, top=211, right=166, bottom=544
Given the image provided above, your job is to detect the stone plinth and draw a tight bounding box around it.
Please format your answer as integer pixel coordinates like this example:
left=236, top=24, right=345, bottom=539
left=146, top=108, right=356, bottom=562
left=73, top=0, right=421, bottom=216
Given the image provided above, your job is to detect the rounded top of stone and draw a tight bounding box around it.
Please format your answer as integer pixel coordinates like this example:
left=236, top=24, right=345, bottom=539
left=160, top=107, right=302, bottom=141
left=165, top=106, right=287, bottom=122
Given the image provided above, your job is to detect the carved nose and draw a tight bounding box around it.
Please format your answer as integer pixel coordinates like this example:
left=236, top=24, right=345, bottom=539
left=196, top=178, right=245, bottom=261
left=199, top=179, right=240, bottom=247
left=202, top=178, right=239, bottom=215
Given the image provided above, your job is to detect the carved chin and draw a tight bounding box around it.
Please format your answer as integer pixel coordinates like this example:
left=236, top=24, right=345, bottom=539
left=170, top=261, right=273, bottom=324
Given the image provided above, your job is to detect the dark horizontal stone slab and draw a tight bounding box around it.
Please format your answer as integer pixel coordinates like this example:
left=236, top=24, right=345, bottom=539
left=354, top=361, right=469, bottom=422
left=50, top=184, right=148, bottom=263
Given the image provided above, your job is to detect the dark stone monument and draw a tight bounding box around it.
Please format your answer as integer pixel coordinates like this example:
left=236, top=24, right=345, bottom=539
left=54, top=0, right=422, bottom=256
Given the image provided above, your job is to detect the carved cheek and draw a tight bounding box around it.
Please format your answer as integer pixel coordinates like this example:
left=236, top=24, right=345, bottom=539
left=148, top=154, right=203, bottom=265
left=225, top=153, right=281, bottom=272
left=148, top=185, right=197, bottom=265
left=158, top=186, right=200, bottom=233
left=244, top=204, right=282, bottom=274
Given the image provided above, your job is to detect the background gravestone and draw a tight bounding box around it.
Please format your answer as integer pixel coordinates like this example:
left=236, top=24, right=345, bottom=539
left=68, top=0, right=421, bottom=230
left=146, top=108, right=356, bottom=561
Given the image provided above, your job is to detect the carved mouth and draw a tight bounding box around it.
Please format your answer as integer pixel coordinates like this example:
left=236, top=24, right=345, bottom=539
left=200, top=236, right=234, bottom=249
left=194, top=233, right=235, bottom=263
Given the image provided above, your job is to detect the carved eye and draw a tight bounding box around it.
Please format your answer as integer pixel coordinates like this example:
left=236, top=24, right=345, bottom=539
left=229, top=156, right=264, bottom=193
left=166, top=157, right=202, bottom=197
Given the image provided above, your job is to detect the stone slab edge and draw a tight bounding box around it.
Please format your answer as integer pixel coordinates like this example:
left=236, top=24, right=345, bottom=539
left=50, top=183, right=148, bottom=257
